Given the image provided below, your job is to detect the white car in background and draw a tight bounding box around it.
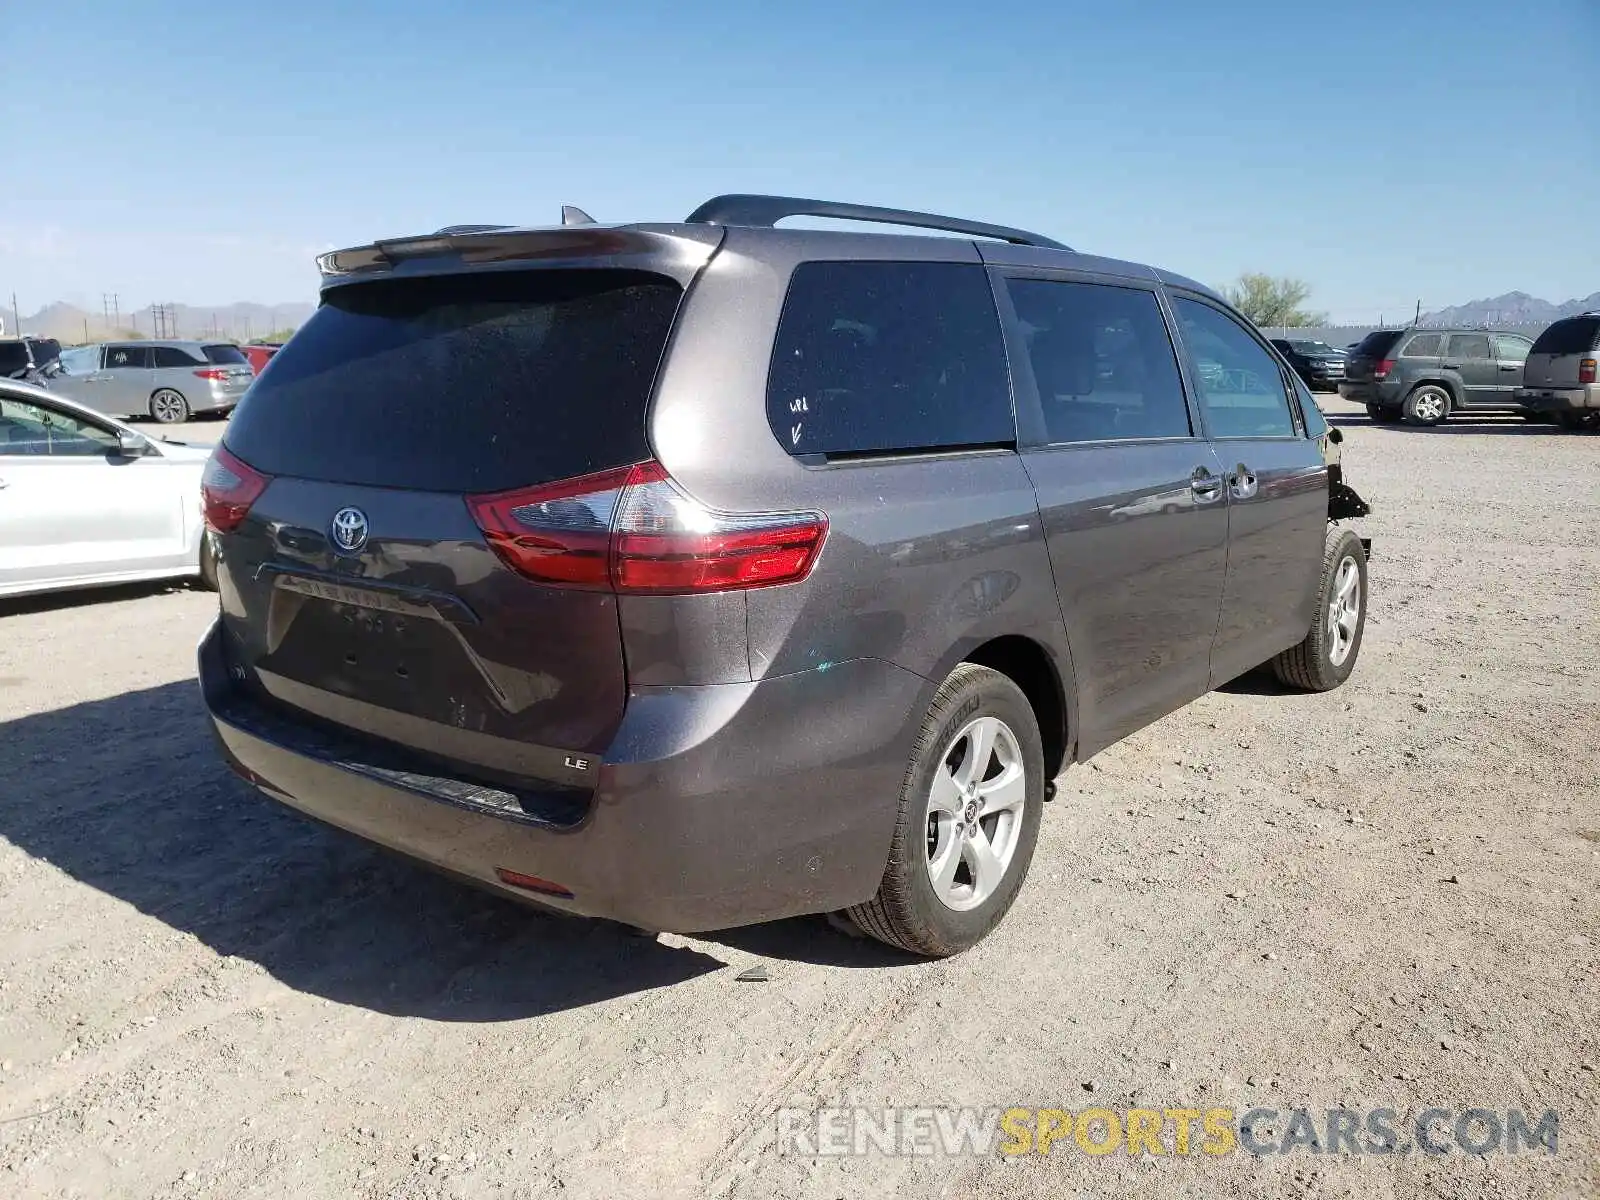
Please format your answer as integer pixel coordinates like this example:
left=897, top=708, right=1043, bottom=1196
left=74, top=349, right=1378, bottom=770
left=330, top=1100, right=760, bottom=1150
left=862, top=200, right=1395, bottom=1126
left=0, top=378, right=216, bottom=599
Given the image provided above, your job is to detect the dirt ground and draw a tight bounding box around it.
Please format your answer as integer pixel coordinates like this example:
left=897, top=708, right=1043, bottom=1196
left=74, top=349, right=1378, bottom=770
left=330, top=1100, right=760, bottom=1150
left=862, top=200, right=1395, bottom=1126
left=1, top=396, right=1595, bottom=1199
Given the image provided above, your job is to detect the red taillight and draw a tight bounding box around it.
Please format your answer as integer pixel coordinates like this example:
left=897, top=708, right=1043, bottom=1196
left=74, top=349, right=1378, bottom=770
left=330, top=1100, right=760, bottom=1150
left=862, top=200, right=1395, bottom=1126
left=201, top=445, right=271, bottom=533
left=1374, top=359, right=1395, bottom=380
left=1580, top=359, right=1597, bottom=385
left=193, top=368, right=230, bottom=381
left=494, top=868, right=574, bottom=898
left=467, top=460, right=828, bottom=595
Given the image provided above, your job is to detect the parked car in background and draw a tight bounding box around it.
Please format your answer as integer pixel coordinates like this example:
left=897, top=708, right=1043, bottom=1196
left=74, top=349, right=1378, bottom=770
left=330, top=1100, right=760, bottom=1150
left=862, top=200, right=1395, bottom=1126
left=1515, top=313, right=1600, bottom=431
left=49, top=340, right=254, bottom=423
left=199, top=193, right=1371, bottom=958
left=1271, top=338, right=1347, bottom=392
left=1340, top=327, right=1533, bottom=425
left=242, top=343, right=284, bottom=374
left=0, top=378, right=216, bottom=598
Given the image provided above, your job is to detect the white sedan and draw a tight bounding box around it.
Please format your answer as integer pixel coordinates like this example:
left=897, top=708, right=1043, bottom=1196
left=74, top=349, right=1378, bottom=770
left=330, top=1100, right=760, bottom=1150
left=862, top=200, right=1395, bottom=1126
left=0, top=378, right=216, bottom=599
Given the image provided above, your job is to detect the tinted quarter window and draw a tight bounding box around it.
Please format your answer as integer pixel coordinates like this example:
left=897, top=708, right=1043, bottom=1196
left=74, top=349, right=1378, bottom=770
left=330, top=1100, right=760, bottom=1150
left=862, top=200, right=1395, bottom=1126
left=226, top=270, right=680, bottom=493
left=152, top=346, right=204, bottom=368
left=1401, top=333, right=1442, bottom=357
left=105, top=345, right=152, bottom=369
left=766, top=262, right=1012, bottom=457
left=1172, top=298, right=1296, bottom=438
left=202, top=343, right=249, bottom=365
left=1353, top=331, right=1403, bottom=357
left=1004, top=279, right=1191, bottom=443
left=1446, top=334, right=1492, bottom=360
left=0, top=343, right=30, bottom=375
left=1529, top=317, right=1600, bottom=355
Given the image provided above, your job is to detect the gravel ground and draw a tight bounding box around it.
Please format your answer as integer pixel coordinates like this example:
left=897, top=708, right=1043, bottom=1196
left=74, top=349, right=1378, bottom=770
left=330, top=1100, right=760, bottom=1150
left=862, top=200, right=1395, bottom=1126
left=0, top=397, right=1595, bottom=1199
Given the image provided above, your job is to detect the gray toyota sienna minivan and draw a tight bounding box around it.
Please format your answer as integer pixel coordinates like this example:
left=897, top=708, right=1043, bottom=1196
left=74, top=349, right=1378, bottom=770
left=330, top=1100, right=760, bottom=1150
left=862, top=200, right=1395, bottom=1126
left=199, top=195, right=1372, bottom=956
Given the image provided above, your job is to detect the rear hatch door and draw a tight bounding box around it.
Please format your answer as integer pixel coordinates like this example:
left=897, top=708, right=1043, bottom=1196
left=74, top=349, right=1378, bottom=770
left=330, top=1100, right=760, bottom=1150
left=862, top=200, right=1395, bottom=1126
left=1344, top=330, right=1403, bottom=382
left=216, top=235, right=715, bottom=789
left=1524, top=317, right=1599, bottom=387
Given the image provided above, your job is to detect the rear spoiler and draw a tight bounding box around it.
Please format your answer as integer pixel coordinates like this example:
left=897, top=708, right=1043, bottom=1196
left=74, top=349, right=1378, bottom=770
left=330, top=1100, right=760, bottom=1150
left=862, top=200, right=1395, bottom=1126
left=315, top=225, right=722, bottom=289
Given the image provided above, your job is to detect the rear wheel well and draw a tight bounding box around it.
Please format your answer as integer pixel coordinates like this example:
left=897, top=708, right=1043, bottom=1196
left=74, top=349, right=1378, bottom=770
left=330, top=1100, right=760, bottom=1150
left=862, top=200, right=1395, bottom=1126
left=962, top=636, right=1067, bottom=780
left=1409, top=378, right=1457, bottom=402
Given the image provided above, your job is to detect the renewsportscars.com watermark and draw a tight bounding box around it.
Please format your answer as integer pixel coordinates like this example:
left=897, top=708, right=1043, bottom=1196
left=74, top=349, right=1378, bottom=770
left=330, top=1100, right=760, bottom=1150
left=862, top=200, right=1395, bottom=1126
left=776, top=1106, right=1559, bottom=1159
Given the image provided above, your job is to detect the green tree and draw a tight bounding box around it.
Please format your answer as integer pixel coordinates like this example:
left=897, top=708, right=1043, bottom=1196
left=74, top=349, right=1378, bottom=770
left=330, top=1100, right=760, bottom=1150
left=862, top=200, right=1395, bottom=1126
left=1224, top=273, right=1328, bottom=328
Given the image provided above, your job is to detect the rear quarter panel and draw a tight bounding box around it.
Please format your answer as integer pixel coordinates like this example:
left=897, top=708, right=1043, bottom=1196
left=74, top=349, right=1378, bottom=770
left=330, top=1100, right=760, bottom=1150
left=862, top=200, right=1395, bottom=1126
left=641, top=229, right=1073, bottom=708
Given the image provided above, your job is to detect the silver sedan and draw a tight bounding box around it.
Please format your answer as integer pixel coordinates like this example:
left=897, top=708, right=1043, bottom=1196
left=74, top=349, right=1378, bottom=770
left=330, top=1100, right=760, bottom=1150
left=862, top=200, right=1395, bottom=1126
left=0, top=378, right=216, bottom=599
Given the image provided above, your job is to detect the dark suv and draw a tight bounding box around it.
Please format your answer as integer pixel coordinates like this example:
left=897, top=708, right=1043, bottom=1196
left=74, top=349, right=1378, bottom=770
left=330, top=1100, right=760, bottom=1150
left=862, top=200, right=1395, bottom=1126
left=1271, top=338, right=1346, bottom=392
left=1340, top=327, right=1533, bottom=424
left=198, top=195, right=1372, bottom=956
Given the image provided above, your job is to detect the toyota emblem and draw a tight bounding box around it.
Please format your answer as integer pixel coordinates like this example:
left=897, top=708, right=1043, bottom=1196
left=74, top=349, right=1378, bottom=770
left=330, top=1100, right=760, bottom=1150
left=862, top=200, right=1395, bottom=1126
left=329, top=507, right=369, bottom=554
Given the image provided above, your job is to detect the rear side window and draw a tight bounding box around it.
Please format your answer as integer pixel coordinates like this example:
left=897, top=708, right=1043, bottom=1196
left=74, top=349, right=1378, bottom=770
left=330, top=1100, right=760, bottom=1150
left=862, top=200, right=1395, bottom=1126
left=105, top=345, right=153, bottom=369
left=225, top=270, right=681, bottom=493
left=1354, top=331, right=1403, bottom=357
left=1530, top=317, right=1600, bottom=355
left=1004, top=279, right=1191, bottom=443
left=153, top=346, right=203, bottom=368
left=766, top=262, right=1012, bottom=457
left=1401, top=333, right=1442, bottom=357
left=201, top=343, right=249, bottom=365
left=0, top=343, right=29, bottom=374
left=1446, top=334, right=1492, bottom=360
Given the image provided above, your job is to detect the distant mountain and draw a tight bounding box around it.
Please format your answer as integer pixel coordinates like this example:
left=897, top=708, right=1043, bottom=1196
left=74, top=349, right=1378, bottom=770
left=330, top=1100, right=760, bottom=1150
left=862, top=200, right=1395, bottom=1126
left=12, top=301, right=316, bottom=345
left=1421, top=291, right=1600, bottom=328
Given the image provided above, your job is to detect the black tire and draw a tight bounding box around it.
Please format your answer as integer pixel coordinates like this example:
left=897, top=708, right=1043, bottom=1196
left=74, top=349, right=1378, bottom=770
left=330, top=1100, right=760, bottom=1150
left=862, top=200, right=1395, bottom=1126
left=1402, top=384, right=1451, bottom=426
left=1271, top=527, right=1368, bottom=692
left=1555, top=410, right=1600, bottom=432
left=149, top=388, right=190, bottom=424
left=847, top=663, right=1045, bottom=957
left=1366, top=403, right=1401, bottom=424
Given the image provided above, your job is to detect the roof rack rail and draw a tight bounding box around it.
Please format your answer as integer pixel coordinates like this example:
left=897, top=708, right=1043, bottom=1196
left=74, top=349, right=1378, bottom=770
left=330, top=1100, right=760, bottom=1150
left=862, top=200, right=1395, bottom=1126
left=433, top=223, right=514, bottom=235
left=685, top=194, right=1070, bottom=251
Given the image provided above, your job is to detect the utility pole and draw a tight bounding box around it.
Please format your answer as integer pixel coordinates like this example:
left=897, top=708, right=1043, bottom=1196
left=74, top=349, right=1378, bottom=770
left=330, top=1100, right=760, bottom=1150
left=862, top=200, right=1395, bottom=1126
left=10, top=293, right=20, bottom=336
left=82, top=316, right=89, bottom=343
left=1414, top=299, right=1422, bottom=327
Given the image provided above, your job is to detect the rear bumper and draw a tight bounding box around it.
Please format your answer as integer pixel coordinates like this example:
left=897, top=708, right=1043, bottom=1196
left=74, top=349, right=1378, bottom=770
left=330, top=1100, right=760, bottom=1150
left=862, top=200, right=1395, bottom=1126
left=1337, top=381, right=1396, bottom=405
left=1516, top=386, right=1597, bottom=412
left=199, top=619, right=924, bottom=932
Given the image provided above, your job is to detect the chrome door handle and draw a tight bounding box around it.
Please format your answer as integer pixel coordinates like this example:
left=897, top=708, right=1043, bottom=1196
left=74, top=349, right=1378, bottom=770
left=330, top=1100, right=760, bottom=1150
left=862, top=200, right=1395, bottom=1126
left=1191, top=467, right=1223, bottom=502
left=1230, top=463, right=1258, bottom=500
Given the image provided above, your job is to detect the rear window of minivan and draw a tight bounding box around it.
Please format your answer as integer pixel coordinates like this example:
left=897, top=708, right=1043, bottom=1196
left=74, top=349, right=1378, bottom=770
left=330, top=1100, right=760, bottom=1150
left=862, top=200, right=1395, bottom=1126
left=224, top=270, right=681, bottom=493
left=1529, top=317, right=1600, bottom=356
left=201, top=344, right=249, bottom=365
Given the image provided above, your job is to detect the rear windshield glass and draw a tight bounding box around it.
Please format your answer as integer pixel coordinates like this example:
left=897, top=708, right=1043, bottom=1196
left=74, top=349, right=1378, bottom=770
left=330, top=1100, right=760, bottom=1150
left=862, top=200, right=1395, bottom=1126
left=1353, top=331, right=1403, bottom=357
left=0, top=343, right=30, bottom=375
left=1530, top=317, right=1600, bottom=356
left=201, top=343, right=249, bottom=365
left=225, top=270, right=681, bottom=493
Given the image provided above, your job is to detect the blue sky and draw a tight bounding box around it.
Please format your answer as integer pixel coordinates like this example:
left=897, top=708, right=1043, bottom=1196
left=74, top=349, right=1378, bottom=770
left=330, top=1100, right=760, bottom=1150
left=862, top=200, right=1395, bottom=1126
left=4, top=0, right=1594, bottom=323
